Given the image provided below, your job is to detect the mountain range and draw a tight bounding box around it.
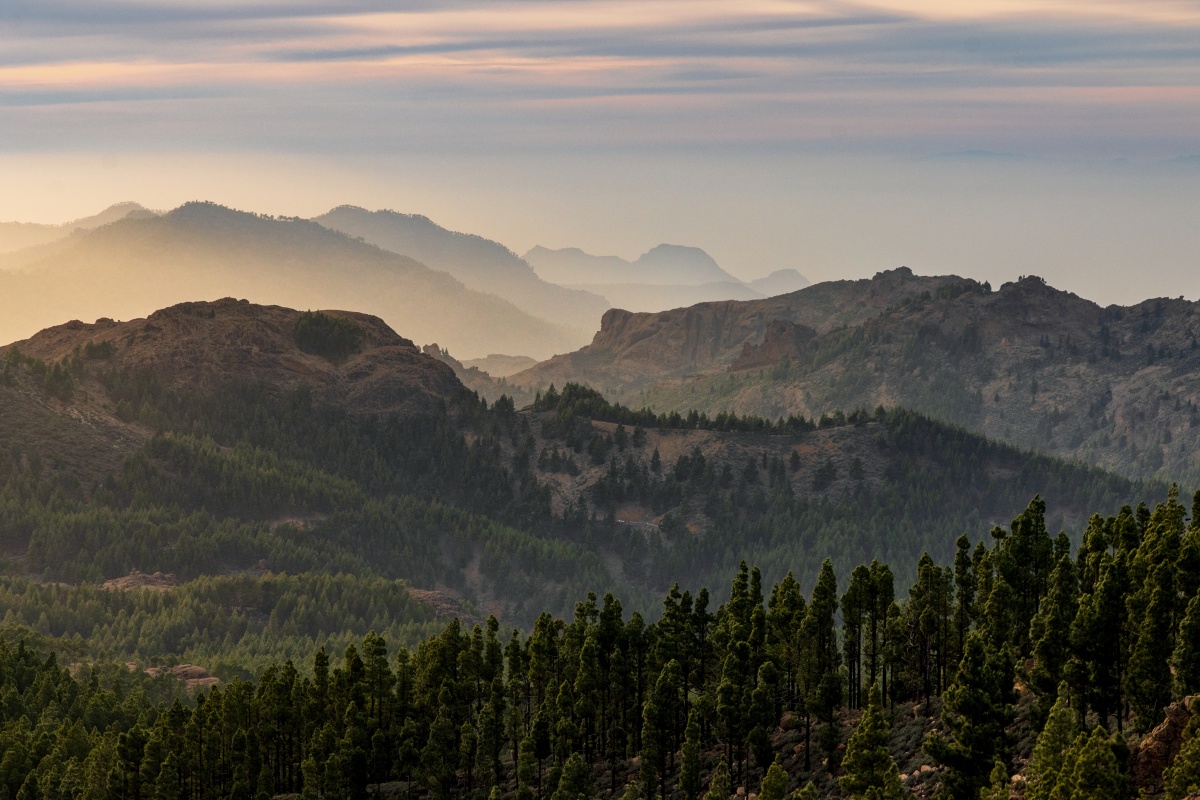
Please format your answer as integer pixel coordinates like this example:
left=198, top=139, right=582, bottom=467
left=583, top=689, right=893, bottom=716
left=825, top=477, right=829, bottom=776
left=312, top=206, right=611, bottom=336
left=0, top=202, right=580, bottom=360
left=525, top=243, right=810, bottom=312
left=0, top=201, right=153, bottom=253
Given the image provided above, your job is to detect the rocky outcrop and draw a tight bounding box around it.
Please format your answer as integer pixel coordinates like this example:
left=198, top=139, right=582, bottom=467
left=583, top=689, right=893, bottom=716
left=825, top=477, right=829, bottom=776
left=730, top=320, right=817, bottom=372
left=1132, top=696, right=1197, bottom=794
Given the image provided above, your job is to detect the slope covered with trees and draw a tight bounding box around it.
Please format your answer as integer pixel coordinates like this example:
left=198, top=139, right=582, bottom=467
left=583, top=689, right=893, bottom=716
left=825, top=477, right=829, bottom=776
left=3, top=492, right=1200, bottom=799
left=511, top=270, right=1200, bottom=485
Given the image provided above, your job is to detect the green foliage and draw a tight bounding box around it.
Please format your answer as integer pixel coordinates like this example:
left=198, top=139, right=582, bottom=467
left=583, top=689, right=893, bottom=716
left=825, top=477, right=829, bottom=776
left=759, top=759, right=788, bottom=800
left=294, top=310, right=365, bottom=362
left=926, top=631, right=1014, bottom=800
left=839, top=684, right=904, bottom=800
left=1025, top=685, right=1078, bottom=800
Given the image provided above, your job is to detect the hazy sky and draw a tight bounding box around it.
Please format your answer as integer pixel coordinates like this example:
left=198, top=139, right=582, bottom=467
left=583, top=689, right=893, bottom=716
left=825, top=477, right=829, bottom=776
left=2, top=0, right=1198, bottom=304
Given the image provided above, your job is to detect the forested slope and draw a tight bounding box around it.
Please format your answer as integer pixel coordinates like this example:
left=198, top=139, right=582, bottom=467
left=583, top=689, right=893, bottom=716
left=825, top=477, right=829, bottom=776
left=3, top=492, right=1200, bottom=799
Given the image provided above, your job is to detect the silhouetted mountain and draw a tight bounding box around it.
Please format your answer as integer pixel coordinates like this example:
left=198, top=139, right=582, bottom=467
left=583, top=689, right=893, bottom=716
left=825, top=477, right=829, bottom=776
left=0, top=201, right=580, bottom=359
left=461, top=353, right=539, bottom=378
left=748, top=268, right=810, bottom=296
left=525, top=243, right=741, bottom=285
left=312, top=206, right=608, bottom=337
left=0, top=201, right=154, bottom=253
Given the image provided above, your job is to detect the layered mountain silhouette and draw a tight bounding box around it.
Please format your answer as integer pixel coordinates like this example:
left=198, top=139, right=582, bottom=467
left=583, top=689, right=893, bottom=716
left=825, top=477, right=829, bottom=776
left=524, top=244, right=810, bottom=312
left=312, top=206, right=609, bottom=336
left=513, top=267, right=1200, bottom=483
left=0, top=202, right=581, bottom=359
left=0, top=201, right=154, bottom=253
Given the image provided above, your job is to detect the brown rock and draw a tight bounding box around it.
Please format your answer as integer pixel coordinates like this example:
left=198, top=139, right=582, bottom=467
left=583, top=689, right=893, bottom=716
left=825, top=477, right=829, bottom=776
left=1132, top=696, right=1197, bottom=794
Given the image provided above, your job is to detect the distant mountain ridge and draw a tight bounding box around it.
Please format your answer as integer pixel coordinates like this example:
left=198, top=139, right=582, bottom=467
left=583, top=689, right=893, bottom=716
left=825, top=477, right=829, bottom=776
left=0, top=201, right=580, bottom=359
left=524, top=244, right=809, bottom=312
left=312, top=206, right=609, bottom=337
left=0, top=201, right=154, bottom=253
left=525, top=243, right=739, bottom=285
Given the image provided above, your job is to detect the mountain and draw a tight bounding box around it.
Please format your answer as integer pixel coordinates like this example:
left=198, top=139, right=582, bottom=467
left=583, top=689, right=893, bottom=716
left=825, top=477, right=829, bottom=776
left=511, top=267, right=960, bottom=391
left=514, top=268, right=1200, bottom=484
left=748, top=267, right=811, bottom=296
left=3, top=298, right=464, bottom=416
left=0, top=296, right=1154, bottom=618
left=462, top=353, right=539, bottom=377
left=0, top=201, right=580, bottom=360
left=312, top=206, right=609, bottom=337
left=0, top=201, right=154, bottom=253
left=525, top=243, right=743, bottom=286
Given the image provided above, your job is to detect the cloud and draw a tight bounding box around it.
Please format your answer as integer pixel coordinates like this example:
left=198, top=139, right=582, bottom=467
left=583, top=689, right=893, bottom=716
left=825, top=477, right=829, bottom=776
left=0, top=0, right=1196, bottom=159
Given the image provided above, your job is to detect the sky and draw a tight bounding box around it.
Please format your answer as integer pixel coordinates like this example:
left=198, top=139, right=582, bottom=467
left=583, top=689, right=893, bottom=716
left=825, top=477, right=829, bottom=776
left=1, top=0, right=1199, bottom=304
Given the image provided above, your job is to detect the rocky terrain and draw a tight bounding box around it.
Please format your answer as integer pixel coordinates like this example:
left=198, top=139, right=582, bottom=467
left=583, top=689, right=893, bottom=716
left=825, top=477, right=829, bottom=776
left=512, top=268, right=1200, bottom=484
left=510, top=267, right=961, bottom=392
left=0, top=299, right=466, bottom=491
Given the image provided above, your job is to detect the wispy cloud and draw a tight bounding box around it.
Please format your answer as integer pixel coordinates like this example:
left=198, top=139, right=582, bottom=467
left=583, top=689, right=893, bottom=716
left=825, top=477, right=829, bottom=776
left=0, top=0, right=1197, bottom=158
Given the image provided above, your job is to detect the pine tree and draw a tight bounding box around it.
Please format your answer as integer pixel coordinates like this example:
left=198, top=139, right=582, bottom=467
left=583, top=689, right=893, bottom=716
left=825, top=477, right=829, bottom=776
left=1025, top=685, right=1078, bottom=800
left=792, top=783, right=818, bottom=800
left=926, top=632, right=1013, bottom=800
left=703, top=760, right=731, bottom=800
left=759, top=759, right=788, bottom=800
left=1127, top=563, right=1175, bottom=730
left=1061, top=727, right=1125, bottom=800
left=979, top=759, right=1009, bottom=800
left=839, top=684, right=903, bottom=800
left=551, top=753, right=594, bottom=800
left=1029, top=556, right=1078, bottom=711
left=1173, top=589, right=1200, bottom=696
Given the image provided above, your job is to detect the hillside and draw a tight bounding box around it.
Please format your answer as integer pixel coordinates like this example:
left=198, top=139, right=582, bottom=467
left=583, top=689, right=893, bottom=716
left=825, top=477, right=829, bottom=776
left=2, top=301, right=1190, bottom=800
left=511, top=269, right=1200, bottom=484
left=313, top=206, right=609, bottom=338
left=0, top=201, right=580, bottom=359
left=0, top=298, right=1159, bottom=623
left=0, top=201, right=153, bottom=253
left=2, top=298, right=465, bottom=416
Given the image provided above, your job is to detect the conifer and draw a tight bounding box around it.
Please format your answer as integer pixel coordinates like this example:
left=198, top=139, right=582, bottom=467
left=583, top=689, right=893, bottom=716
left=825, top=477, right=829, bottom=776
left=1025, top=685, right=1078, bottom=800
left=839, top=684, right=903, bottom=800
left=759, top=759, right=789, bottom=800
left=926, top=632, right=1013, bottom=800
left=703, top=760, right=731, bottom=800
